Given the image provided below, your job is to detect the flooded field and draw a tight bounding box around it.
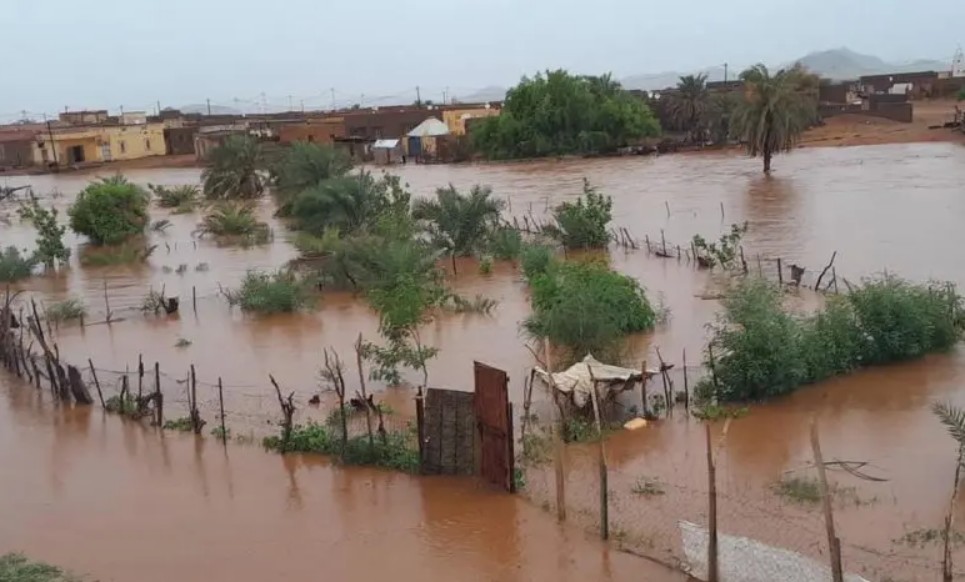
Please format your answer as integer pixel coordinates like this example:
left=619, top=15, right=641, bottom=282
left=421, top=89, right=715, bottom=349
left=2, top=141, right=965, bottom=580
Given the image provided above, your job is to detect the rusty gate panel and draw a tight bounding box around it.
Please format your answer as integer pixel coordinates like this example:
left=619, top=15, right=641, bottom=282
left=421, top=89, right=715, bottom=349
left=473, top=361, right=513, bottom=492
left=421, top=388, right=475, bottom=476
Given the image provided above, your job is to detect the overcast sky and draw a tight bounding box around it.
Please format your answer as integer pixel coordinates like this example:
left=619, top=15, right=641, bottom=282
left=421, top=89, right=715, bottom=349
left=3, top=0, right=962, bottom=120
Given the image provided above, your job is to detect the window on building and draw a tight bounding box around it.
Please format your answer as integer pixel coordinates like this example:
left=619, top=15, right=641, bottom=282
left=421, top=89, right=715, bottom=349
left=119, top=141, right=126, bottom=154
left=145, top=138, right=151, bottom=151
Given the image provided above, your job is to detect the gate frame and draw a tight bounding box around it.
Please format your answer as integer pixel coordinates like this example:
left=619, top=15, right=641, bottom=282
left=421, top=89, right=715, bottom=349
left=473, top=361, right=515, bottom=492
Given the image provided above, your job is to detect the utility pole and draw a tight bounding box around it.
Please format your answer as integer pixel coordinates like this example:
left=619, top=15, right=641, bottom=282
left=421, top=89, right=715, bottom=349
left=330, top=87, right=336, bottom=111
left=206, top=98, right=211, bottom=116
left=42, top=113, right=59, bottom=167
left=415, top=85, right=422, bottom=106
left=156, top=100, right=161, bottom=115
left=724, top=63, right=729, bottom=83
left=300, top=100, right=305, bottom=113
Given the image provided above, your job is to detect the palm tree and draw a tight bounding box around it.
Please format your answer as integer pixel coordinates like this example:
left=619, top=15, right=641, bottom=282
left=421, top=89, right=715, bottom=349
left=201, top=135, right=266, bottom=200
left=412, top=185, right=505, bottom=264
left=272, top=142, right=353, bottom=216
left=668, top=74, right=709, bottom=141
left=291, top=171, right=408, bottom=236
left=733, top=64, right=818, bottom=173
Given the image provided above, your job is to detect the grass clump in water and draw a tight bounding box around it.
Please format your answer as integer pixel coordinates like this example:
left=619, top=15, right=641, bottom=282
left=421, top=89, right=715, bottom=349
left=772, top=476, right=823, bottom=504
left=78, top=242, right=156, bottom=266
left=0, top=553, right=82, bottom=582
left=488, top=227, right=523, bottom=260
left=149, top=183, right=200, bottom=212
left=631, top=477, right=666, bottom=497
left=225, top=269, right=312, bottom=313
left=0, top=247, right=36, bottom=282
left=699, top=276, right=964, bottom=402
left=198, top=202, right=270, bottom=242
left=263, top=421, right=419, bottom=473
left=163, top=417, right=194, bottom=432
left=45, top=299, right=86, bottom=323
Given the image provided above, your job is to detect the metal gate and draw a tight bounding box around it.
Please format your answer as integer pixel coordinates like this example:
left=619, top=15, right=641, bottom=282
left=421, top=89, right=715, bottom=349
left=473, top=361, right=514, bottom=492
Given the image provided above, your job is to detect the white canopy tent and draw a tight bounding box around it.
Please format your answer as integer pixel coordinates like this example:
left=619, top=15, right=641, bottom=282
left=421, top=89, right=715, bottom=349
left=534, top=354, right=658, bottom=408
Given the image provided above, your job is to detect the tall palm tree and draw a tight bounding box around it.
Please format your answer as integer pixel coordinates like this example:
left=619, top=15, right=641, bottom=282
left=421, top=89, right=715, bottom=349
left=272, top=142, right=353, bottom=216
left=932, top=402, right=965, bottom=582
left=668, top=74, right=710, bottom=141
left=412, top=184, right=505, bottom=262
left=201, top=135, right=266, bottom=200
left=733, top=64, right=818, bottom=173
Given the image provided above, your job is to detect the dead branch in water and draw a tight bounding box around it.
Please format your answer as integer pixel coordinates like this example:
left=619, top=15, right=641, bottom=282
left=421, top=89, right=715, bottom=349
left=814, top=251, right=838, bottom=292
left=269, top=374, right=295, bottom=449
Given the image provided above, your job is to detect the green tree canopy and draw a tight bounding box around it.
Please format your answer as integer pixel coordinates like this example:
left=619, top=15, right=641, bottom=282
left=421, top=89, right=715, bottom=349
left=667, top=74, right=710, bottom=141
left=202, top=135, right=266, bottom=199
left=272, top=142, right=353, bottom=216
left=291, top=172, right=411, bottom=236
left=68, top=175, right=149, bottom=245
left=733, top=64, right=819, bottom=172
left=472, top=70, right=660, bottom=159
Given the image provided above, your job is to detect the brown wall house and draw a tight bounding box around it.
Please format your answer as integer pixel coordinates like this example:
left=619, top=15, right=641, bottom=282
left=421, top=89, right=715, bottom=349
left=164, top=126, right=198, bottom=155
left=819, top=82, right=853, bottom=104
left=277, top=119, right=346, bottom=145
left=859, top=71, right=939, bottom=97
left=0, top=130, right=39, bottom=168
left=342, top=109, right=442, bottom=140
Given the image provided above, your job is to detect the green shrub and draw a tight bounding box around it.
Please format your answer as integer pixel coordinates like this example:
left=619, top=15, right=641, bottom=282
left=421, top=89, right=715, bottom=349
left=525, top=258, right=656, bottom=359
left=17, top=196, right=71, bottom=268
left=149, top=184, right=199, bottom=211
left=704, top=277, right=965, bottom=402
left=78, top=242, right=155, bottom=266
left=488, top=227, right=523, bottom=260
left=68, top=176, right=149, bottom=244
left=202, top=136, right=266, bottom=200
left=0, top=246, right=36, bottom=282
left=163, top=417, right=194, bottom=432
left=198, top=202, right=269, bottom=241
left=227, top=270, right=312, bottom=313
left=0, top=553, right=81, bottom=582
left=520, top=243, right=554, bottom=280
left=547, top=179, right=612, bottom=249
left=46, top=298, right=86, bottom=323
left=263, top=421, right=418, bottom=472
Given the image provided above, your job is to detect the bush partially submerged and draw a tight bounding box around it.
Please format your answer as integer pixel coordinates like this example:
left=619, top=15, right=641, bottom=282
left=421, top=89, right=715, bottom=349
left=149, top=183, right=200, bottom=212
left=0, top=246, right=36, bottom=282
left=263, top=420, right=419, bottom=472
left=198, top=202, right=270, bottom=241
left=488, top=227, right=523, bottom=260
left=703, top=277, right=964, bottom=402
left=525, top=257, right=656, bottom=359
left=46, top=298, right=86, bottom=323
left=546, top=179, right=612, bottom=249
left=0, top=553, right=81, bottom=582
left=226, top=269, right=312, bottom=313
left=68, top=176, right=149, bottom=244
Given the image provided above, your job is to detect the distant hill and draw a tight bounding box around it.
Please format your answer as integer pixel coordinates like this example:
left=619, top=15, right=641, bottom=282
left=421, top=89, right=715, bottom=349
left=179, top=103, right=243, bottom=116
left=789, top=47, right=949, bottom=80
left=618, top=47, right=951, bottom=91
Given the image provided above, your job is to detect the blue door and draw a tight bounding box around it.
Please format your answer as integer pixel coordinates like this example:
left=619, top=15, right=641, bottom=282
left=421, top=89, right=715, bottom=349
left=408, top=136, right=422, bottom=158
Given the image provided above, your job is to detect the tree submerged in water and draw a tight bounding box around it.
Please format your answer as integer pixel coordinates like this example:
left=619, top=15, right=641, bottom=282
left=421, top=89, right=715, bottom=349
left=733, top=64, right=819, bottom=173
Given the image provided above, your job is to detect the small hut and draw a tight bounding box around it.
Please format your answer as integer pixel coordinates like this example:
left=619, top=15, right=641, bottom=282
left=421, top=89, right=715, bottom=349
left=535, top=355, right=658, bottom=418
left=406, top=117, right=450, bottom=161
left=372, top=139, right=403, bottom=165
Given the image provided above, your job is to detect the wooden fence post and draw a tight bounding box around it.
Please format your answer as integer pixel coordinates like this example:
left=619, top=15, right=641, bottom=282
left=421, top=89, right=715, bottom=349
left=546, top=339, right=567, bottom=523
left=661, top=229, right=667, bottom=256
left=640, top=360, right=649, bottom=418
left=706, top=422, right=719, bottom=582
left=811, top=419, right=844, bottom=582
left=587, top=365, right=608, bottom=541
left=218, top=377, right=227, bottom=445
left=88, top=359, right=105, bottom=407
left=154, top=362, right=163, bottom=427
left=777, top=258, right=784, bottom=286
left=682, top=348, right=690, bottom=411
left=103, top=279, right=112, bottom=324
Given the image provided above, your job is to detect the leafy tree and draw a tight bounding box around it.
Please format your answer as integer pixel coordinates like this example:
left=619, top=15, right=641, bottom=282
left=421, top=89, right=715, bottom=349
left=0, top=247, right=36, bottom=282
left=202, top=135, right=266, bottom=199
left=547, top=179, right=613, bottom=249
left=733, top=64, right=819, bottom=172
left=18, top=195, right=70, bottom=268
left=667, top=74, right=710, bottom=142
left=412, top=184, right=505, bottom=259
left=472, top=70, right=660, bottom=159
left=272, top=142, right=353, bottom=216
left=68, top=176, right=149, bottom=244
left=706, top=91, right=742, bottom=145
left=291, top=172, right=410, bottom=236
left=524, top=258, right=656, bottom=361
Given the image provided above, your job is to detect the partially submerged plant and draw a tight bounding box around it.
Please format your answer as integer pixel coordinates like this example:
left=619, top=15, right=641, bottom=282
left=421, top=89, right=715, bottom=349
left=17, top=195, right=71, bottom=269
left=227, top=269, right=312, bottom=313
left=79, top=242, right=156, bottom=266
left=0, top=246, right=36, bottom=282
left=149, top=183, right=200, bottom=211
left=631, top=477, right=666, bottom=497
left=163, top=417, right=194, bottom=432
left=198, top=202, right=270, bottom=241
left=68, top=176, right=150, bottom=244
left=45, top=298, right=86, bottom=323
left=546, top=179, right=613, bottom=249
left=692, top=222, right=748, bottom=269
left=0, top=553, right=82, bottom=582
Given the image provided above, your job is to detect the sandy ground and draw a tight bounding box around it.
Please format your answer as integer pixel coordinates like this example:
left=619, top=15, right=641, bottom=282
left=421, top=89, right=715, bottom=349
left=800, top=99, right=964, bottom=148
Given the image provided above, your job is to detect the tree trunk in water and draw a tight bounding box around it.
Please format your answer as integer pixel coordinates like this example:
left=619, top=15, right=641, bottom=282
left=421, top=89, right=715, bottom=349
left=763, top=149, right=773, bottom=173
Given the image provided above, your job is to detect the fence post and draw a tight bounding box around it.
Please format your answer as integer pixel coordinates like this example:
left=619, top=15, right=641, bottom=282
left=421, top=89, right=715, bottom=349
left=192, top=286, right=197, bottom=314
left=587, top=365, right=608, bottom=541
left=546, top=339, right=567, bottom=523
left=507, top=401, right=516, bottom=494
left=218, top=377, right=227, bottom=445
left=415, top=388, right=426, bottom=473
left=777, top=258, right=784, bottom=286
left=706, top=422, right=719, bottom=582
left=682, top=348, right=690, bottom=411
left=811, top=419, right=844, bottom=582
left=661, top=229, right=667, bottom=256
left=154, top=361, right=163, bottom=427
left=88, top=358, right=105, bottom=407
left=103, top=279, right=112, bottom=324
left=640, top=360, right=649, bottom=418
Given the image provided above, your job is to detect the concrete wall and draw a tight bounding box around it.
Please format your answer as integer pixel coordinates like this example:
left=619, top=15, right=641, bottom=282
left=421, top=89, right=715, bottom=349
left=442, top=107, right=499, bottom=135
left=164, top=126, right=197, bottom=155
left=0, top=139, right=36, bottom=168
left=277, top=119, right=346, bottom=145
left=103, top=123, right=165, bottom=161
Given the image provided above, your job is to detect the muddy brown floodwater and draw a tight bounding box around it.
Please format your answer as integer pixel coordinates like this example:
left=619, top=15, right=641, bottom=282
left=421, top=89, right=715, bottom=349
left=2, top=141, right=965, bottom=581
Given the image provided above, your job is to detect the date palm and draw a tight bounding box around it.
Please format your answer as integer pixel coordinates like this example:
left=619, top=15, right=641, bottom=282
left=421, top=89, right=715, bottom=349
left=272, top=142, right=353, bottom=216
left=733, top=64, right=818, bottom=173
left=412, top=184, right=505, bottom=260
left=668, top=74, right=709, bottom=141
left=202, top=135, right=266, bottom=200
